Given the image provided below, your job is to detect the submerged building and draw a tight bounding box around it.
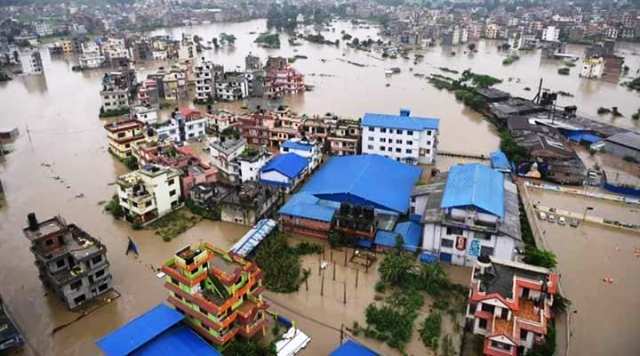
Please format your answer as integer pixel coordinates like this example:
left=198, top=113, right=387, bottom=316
left=161, top=243, right=268, bottom=346
left=23, top=214, right=112, bottom=310
left=466, top=256, right=559, bottom=356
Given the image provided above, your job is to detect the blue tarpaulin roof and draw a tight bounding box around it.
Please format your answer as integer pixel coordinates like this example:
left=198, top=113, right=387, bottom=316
left=229, top=219, right=277, bottom=257
left=374, top=221, right=423, bottom=251
left=330, top=340, right=379, bottom=356
left=362, top=112, right=439, bottom=131
left=489, top=150, right=511, bottom=172
left=96, top=304, right=219, bottom=356
left=441, top=164, right=504, bottom=218
left=261, top=153, right=309, bottom=179
left=565, top=131, right=602, bottom=144
left=299, top=155, right=421, bottom=213
left=282, top=140, right=313, bottom=152
left=279, top=192, right=340, bottom=222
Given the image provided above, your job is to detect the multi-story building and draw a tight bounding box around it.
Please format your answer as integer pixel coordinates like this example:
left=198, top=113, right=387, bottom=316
left=215, top=72, right=249, bottom=101
left=35, top=22, right=53, bottom=37
left=361, top=109, right=439, bottom=165
left=102, top=37, right=129, bottom=63
left=280, top=139, right=322, bottom=171
left=207, top=110, right=239, bottom=134
left=466, top=256, right=559, bottom=356
left=117, top=165, right=182, bottom=223
left=264, top=60, right=305, bottom=99
left=328, top=119, right=361, bottom=156
left=161, top=243, right=268, bottom=346
left=194, top=60, right=216, bottom=103
left=19, top=49, right=43, bottom=75
left=23, top=214, right=112, bottom=310
left=236, top=148, right=271, bottom=183
left=100, top=71, right=135, bottom=113
left=178, top=34, right=195, bottom=61
left=61, top=40, right=74, bottom=53
left=177, top=108, right=207, bottom=140
left=420, top=163, right=522, bottom=266
left=137, top=79, right=160, bottom=107
left=162, top=66, right=188, bottom=101
left=104, top=119, right=145, bottom=159
left=580, top=57, right=604, bottom=79
left=210, top=137, right=247, bottom=181
left=238, top=112, right=271, bottom=146
left=132, top=105, right=159, bottom=125
left=79, top=42, right=105, bottom=69
left=485, top=24, right=500, bottom=39
left=259, top=153, right=310, bottom=192
left=541, top=26, right=560, bottom=42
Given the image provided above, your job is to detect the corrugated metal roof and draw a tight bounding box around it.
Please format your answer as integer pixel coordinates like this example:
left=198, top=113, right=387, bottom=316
left=261, top=153, right=309, bottom=179
left=300, top=155, right=421, bottom=213
left=605, top=131, right=640, bottom=150
left=330, top=340, right=379, bottom=356
left=282, top=140, right=313, bottom=152
left=278, top=192, right=340, bottom=222
left=96, top=304, right=219, bottom=356
left=229, top=219, right=277, bottom=257
left=441, top=164, right=504, bottom=218
left=362, top=112, right=439, bottom=131
left=374, top=221, right=423, bottom=251
left=489, top=150, right=511, bottom=172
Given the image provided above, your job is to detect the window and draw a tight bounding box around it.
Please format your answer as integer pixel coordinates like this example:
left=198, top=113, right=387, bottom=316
left=396, top=139, right=402, bottom=144
left=446, top=226, right=463, bottom=235
left=380, top=128, right=387, bottom=133
left=475, top=232, right=491, bottom=240
left=478, top=318, right=487, bottom=329
left=395, top=148, right=401, bottom=153
left=379, top=138, right=386, bottom=142
left=70, top=280, right=82, bottom=290
left=427, top=130, right=432, bottom=136
left=117, top=132, right=126, bottom=138
left=490, top=341, right=511, bottom=351
left=379, top=146, right=385, bottom=151
left=95, top=269, right=105, bottom=278
left=171, top=277, right=179, bottom=285
left=368, top=127, right=374, bottom=132
left=441, top=239, right=454, bottom=248
left=407, top=130, right=413, bottom=135
left=407, top=140, right=413, bottom=145
left=367, top=145, right=374, bottom=150
left=368, top=136, right=374, bottom=141
left=73, top=295, right=86, bottom=305
left=199, top=306, right=207, bottom=314
left=56, top=259, right=65, bottom=267
left=480, top=246, right=494, bottom=257
left=169, top=189, right=176, bottom=197
left=98, top=283, right=109, bottom=292
left=397, top=129, right=404, bottom=135
left=481, top=303, right=495, bottom=313
left=406, top=149, right=413, bottom=154
left=426, top=149, right=431, bottom=154
left=92, top=255, right=102, bottom=265
left=520, top=329, right=528, bottom=340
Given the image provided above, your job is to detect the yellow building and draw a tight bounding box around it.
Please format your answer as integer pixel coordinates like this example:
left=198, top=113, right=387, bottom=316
left=104, top=119, right=145, bottom=159
left=61, top=40, right=74, bottom=54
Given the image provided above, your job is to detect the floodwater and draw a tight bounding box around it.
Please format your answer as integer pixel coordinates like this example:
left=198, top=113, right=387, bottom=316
left=0, top=18, right=639, bottom=355
left=525, top=187, right=640, bottom=356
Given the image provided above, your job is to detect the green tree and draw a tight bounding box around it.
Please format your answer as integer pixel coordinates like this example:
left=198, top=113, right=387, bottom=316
left=123, top=155, right=138, bottom=170
left=419, top=312, right=441, bottom=349
left=523, top=246, right=557, bottom=269
left=379, top=252, right=414, bottom=286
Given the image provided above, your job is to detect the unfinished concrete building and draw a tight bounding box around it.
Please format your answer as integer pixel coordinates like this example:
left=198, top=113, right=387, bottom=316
left=23, top=214, right=112, bottom=310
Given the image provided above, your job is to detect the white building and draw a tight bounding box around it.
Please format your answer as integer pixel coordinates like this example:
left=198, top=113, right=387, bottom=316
left=117, top=165, right=182, bottom=223
left=35, top=22, right=53, bottom=37
left=541, top=26, right=560, bottom=42
left=580, top=57, right=604, bottom=79
left=19, top=49, right=43, bottom=75
left=194, top=59, right=215, bottom=103
left=419, top=164, right=522, bottom=267
left=79, top=42, right=105, bottom=69
left=237, top=149, right=271, bottom=182
left=133, top=106, right=159, bottom=125
left=210, top=137, right=247, bottom=180
left=215, top=72, right=249, bottom=101
left=153, top=119, right=180, bottom=142
left=280, top=139, right=322, bottom=171
left=178, top=34, right=195, bottom=61
left=259, top=153, right=309, bottom=192
left=176, top=109, right=207, bottom=140
left=102, top=37, right=130, bottom=61
left=361, top=109, right=439, bottom=165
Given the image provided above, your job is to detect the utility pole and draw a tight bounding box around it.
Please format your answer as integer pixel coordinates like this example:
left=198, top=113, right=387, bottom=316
left=332, top=260, right=336, bottom=281
left=343, top=281, right=347, bottom=304
left=355, top=268, right=359, bottom=288
left=320, top=271, right=325, bottom=297
left=344, top=248, right=348, bottom=267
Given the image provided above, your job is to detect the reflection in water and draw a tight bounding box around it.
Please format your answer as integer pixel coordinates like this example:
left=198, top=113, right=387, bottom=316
left=19, top=73, right=48, bottom=94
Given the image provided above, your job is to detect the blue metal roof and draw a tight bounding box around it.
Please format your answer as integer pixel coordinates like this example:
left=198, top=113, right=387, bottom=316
left=441, top=164, right=504, bottom=218
left=279, top=192, right=340, bottom=222
left=299, top=155, right=421, bottom=213
left=374, top=221, right=422, bottom=251
left=362, top=112, right=439, bottom=131
left=96, top=304, right=219, bottom=356
left=229, top=219, right=277, bottom=257
left=330, top=340, right=379, bottom=356
left=489, top=150, right=511, bottom=172
left=261, top=153, right=309, bottom=179
left=282, top=140, right=313, bottom=152
left=565, top=131, right=602, bottom=144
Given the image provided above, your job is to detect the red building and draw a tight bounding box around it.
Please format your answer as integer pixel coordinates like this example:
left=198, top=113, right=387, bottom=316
left=466, top=256, right=559, bottom=356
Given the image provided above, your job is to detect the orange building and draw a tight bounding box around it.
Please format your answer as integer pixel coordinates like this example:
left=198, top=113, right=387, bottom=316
left=161, top=243, right=268, bottom=346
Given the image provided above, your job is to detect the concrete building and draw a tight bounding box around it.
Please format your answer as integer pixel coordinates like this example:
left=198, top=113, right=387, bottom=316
left=219, top=182, right=280, bottom=225
left=117, top=165, right=182, bottom=223
left=259, top=153, right=310, bottom=192
left=23, top=214, right=112, bottom=310
left=102, top=37, right=129, bottom=63
left=79, top=42, right=105, bottom=69
left=279, top=155, right=421, bottom=239
left=580, top=57, right=604, bottom=79
left=420, top=164, right=522, bottom=266
left=541, top=26, right=560, bottom=42
left=328, top=119, right=361, bottom=156
left=215, top=72, right=249, bottom=101
left=603, top=132, right=640, bottom=162
left=19, top=49, right=43, bottom=75
left=194, top=59, right=215, bottom=103
left=280, top=139, right=322, bottom=171
left=136, top=79, right=159, bottom=107
left=161, top=243, right=267, bottom=346
left=176, top=108, right=207, bottom=141
left=104, top=119, right=145, bottom=159
left=100, top=71, right=134, bottom=113
left=209, top=137, right=247, bottom=182
left=485, top=24, right=500, bottom=39
left=132, top=106, right=159, bottom=125
left=466, top=256, right=559, bottom=356
left=361, top=109, right=439, bottom=165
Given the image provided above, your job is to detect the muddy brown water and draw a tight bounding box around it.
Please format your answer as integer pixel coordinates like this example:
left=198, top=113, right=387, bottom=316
left=0, top=18, right=639, bottom=356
